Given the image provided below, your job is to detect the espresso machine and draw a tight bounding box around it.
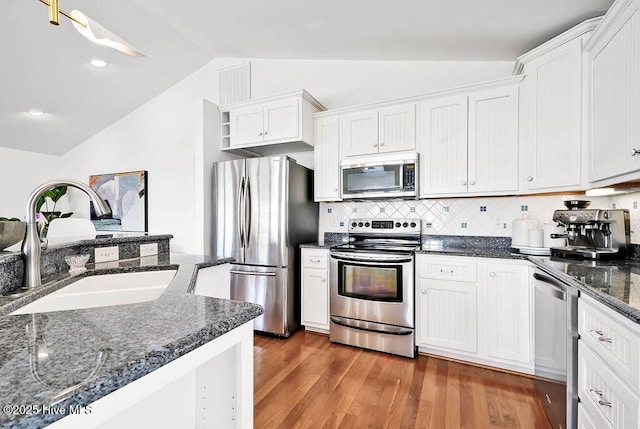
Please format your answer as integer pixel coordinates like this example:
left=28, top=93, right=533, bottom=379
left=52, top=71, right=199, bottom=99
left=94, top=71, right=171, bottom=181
left=550, top=200, right=630, bottom=259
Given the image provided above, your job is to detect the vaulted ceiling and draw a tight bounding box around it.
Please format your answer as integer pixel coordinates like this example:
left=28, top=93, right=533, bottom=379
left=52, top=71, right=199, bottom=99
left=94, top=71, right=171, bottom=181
left=0, top=0, right=612, bottom=155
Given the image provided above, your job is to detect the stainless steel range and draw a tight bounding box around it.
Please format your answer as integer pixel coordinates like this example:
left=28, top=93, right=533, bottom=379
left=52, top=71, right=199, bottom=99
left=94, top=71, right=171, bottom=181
left=329, top=218, right=421, bottom=358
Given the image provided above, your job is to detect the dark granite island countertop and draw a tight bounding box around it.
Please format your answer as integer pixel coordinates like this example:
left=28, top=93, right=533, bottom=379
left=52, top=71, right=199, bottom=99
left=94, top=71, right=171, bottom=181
left=0, top=254, right=263, bottom=428
left=529, top=255, right=640, bottom=324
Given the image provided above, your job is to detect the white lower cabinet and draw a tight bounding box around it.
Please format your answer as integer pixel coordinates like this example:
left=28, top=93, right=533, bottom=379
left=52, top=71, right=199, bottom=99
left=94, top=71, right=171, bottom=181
left=415, top=254, right=533, bottom=374
left=301, top=248, right=330, bottom=332
left=578, top=294, right=640, bottom=429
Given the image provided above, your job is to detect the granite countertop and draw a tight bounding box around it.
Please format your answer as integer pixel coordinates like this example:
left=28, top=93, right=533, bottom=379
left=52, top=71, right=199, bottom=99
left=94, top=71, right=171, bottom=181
left=529, top=255, right=640, bottom=324
left=0, top=253, right=263, bottom=428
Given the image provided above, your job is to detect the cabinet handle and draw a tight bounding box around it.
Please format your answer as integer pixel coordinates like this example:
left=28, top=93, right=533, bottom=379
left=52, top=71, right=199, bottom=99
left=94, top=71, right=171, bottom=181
left=469, top=180, right=476, bottom=186
left=527, top=176, right=533, bottom=182
left=589, top=389, right=613, bottom=407
left=590, top=329, right=612, bottom=343
left=632, top=148, right=640, bottom=156
left=421, top=289, right=426, bottom=294
left=489, top=272, right=496, bottom=277
left=372, top=143, right=378, bottom=147
left=439, top=268, right=454, bottom=274
left=379, top=142, right=384, bottom=147
left=462, top=181, right=467, bottom=186
left=332, top=188, right=337, bottom=192
left=258, top=131, right=263, bottom=136
left=310, top=258, right=321, bottom=263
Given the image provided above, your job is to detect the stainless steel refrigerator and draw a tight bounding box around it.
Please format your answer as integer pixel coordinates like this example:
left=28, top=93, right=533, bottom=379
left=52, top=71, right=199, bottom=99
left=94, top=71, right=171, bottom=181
left=212, top=155, right=318, bottom=336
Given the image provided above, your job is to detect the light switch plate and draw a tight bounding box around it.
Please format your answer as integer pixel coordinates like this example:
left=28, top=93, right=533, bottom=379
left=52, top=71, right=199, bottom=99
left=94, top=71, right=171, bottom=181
left=95, top=246, right=119, bottom=263
left=140, top=243, right=158, bottom=257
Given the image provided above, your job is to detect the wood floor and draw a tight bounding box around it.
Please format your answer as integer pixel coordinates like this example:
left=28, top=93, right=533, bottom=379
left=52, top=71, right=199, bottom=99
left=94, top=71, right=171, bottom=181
left=254, top=330, right=551, bottom=429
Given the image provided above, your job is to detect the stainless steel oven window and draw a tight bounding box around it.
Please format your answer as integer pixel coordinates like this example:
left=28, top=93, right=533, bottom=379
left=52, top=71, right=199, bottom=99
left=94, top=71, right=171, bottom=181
left=342, top=164, right=403, bottom=195
left=338, top=261, right=403, bottom=302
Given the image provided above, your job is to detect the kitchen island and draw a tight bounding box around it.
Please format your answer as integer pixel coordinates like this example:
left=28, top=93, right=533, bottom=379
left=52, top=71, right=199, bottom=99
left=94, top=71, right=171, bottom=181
left=0, top=252, right=262, bottom=428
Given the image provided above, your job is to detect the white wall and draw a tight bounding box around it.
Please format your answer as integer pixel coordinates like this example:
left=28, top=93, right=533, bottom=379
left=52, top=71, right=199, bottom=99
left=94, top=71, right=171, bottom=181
left=0, top=147, right=63, bottom=219
left=2, top=58, right=512, bottom=254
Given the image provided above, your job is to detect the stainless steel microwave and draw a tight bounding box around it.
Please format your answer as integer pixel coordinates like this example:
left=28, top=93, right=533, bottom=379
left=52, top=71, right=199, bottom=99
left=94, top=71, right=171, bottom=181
left=340, top=153, right=418, bottom=199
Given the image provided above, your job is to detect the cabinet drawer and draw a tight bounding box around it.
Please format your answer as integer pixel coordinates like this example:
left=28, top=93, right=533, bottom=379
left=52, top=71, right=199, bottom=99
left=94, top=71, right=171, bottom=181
left=302, top=250, right=329, bottom=269
left=579, top=402, right=614, bottom=429
left=417, top=256, right=477, bottom=282
left=579, top=295, right=640, bottom=390
left=579, top=342, right=640, bottom=429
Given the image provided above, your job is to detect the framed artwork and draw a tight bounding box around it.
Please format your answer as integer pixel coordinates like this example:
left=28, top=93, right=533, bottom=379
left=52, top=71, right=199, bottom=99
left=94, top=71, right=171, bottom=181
left=89, top=170, right=148, bottom=232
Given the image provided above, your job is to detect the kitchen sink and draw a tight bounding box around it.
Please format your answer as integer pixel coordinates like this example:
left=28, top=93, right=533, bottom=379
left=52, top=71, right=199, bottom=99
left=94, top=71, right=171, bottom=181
left=10, top=270, right=177, bottom=315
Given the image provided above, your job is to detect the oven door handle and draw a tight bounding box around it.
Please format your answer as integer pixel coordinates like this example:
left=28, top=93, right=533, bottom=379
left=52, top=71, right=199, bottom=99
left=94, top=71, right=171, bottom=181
left=330, top=251, right=413, bottom=263
left=330, top=316, right=413, bottom=336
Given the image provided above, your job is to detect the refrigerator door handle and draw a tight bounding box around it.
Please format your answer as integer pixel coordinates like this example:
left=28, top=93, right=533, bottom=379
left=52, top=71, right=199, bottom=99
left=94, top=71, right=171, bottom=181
left=245, top=177, right=252, bottom=248
left=238, top=176, right=246, bottom=248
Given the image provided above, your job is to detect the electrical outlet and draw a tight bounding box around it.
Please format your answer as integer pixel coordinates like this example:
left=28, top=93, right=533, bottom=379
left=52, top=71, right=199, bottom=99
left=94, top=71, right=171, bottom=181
left=140, top=243, right=158, bottom=257
left=493, top=217, right=506, bottom=229
left=95, top=246, right=119, bottom=263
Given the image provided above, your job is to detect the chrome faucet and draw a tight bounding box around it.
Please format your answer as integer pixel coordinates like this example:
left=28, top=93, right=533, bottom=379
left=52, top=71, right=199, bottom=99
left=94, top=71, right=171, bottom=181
left=21, top=179, right=112, bottom=289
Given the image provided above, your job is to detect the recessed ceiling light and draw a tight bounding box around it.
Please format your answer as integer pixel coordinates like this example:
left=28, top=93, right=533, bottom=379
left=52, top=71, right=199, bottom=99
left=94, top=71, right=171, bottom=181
left=26, top=109, right=45, bottom=117
left=90, top=59, right=109, bottom=68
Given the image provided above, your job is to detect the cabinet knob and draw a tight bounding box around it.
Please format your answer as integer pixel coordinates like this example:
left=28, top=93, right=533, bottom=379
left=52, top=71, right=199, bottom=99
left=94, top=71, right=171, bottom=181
left=332, top=188, right=338, bottom=192
left=310, top=258, right=320, bottom=263
left=263, top=130, right=268, bottom=135
left=258, top=131, right=263, bottom=136
left=462, top=181, right=467, bottom=186
left=321, top=278, right=326, bottom=282
left=421, top=289, right=426, bottom=294
left=372, top=143, right=378, bottom=147
left=527, top=176, right=533, bottom=182
left=469, top=180, right=476, bottom=186
left=489, top=272, right=496, bottom=277
left=633, top=148, right=640, bottom=156
left=379, top=142, right=384, bottom=147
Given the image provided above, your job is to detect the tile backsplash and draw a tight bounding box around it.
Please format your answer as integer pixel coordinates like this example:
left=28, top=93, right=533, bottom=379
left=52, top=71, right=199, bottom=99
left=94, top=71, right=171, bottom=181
left=318, top=192, right=640, bottom=244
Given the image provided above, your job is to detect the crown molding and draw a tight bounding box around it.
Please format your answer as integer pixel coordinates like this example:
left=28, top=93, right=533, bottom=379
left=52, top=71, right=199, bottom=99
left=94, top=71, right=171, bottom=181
left=512, top=17, right=603, bottom=75
left=584, top=0, right=637, bottom=52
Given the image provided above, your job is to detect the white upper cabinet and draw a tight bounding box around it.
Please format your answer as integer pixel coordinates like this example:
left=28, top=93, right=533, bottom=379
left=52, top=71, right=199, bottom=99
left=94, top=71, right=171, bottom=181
left=517, top=27, right=595, bottom=193
left=340, top=105, right=416, bottom=157
left=586, top=0, right=640, bottom=184
left=314, top=116, right=341, bottom=201
left=340, top=110, right=379, bottom=157
left=222, top=89, right=325, bottom=155
left=416, top=95, right=469, bottom=195
left=378, top=104, right=416, bottom=153
left=417, top=80, right=521, bottom=197
left=468, top=86, right=519, bottom=194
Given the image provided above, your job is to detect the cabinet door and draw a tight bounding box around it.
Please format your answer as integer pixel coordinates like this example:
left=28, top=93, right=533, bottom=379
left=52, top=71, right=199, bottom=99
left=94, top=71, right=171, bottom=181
left=314, top=117, right=341, bottom=201
left=301, top=268, right=329, bottom=329
left=263, top=98, right=300, bottom=143
left=229, top=105, right=264, bottom=146
left=416, top=96, right=468, bottom=196
left=590, top=6, right=640, bottom=182
left=468, top=86, right=519, bottom=193
left=340, top=110, right=379, bottom=157
left=484, top=263, right=531, bottom=365
left=378, top=104, right=416, bottom=153
left=522, top=37, right=584, bottom=191
left=417, top=278, right=477, bottom=353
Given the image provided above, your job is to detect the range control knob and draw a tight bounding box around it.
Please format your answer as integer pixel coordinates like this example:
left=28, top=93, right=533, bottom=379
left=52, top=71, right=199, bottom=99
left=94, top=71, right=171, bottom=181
left=410, top=222, right=416, bottom=228
left=358, top=222, right=364, bottom=227
left=403, top=222, right=409, bottom=227
left=395, top=222, right=401, bottom=228
left=603, top=211, right=610, bottom=219
left=351, top=222, right=357, bottom=227
left=364, top=222, right=370, bottom=227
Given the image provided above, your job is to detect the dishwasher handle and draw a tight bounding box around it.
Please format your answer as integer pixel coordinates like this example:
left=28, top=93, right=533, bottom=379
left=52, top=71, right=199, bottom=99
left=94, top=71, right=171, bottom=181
left=533, top=272, right=567, bottom=300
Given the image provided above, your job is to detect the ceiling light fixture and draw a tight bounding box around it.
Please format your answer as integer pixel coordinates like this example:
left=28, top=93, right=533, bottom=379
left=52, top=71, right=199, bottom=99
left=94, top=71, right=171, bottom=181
left=36, top=0, right=145, bottom=57
left=90, top=59, right=109, bottom=68
left=26, top=109, right=45, bottom=117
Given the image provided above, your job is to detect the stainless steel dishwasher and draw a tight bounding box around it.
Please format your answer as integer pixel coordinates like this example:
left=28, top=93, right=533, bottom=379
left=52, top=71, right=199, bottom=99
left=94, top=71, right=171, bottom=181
left=532, top=268, right=579, bottom=429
